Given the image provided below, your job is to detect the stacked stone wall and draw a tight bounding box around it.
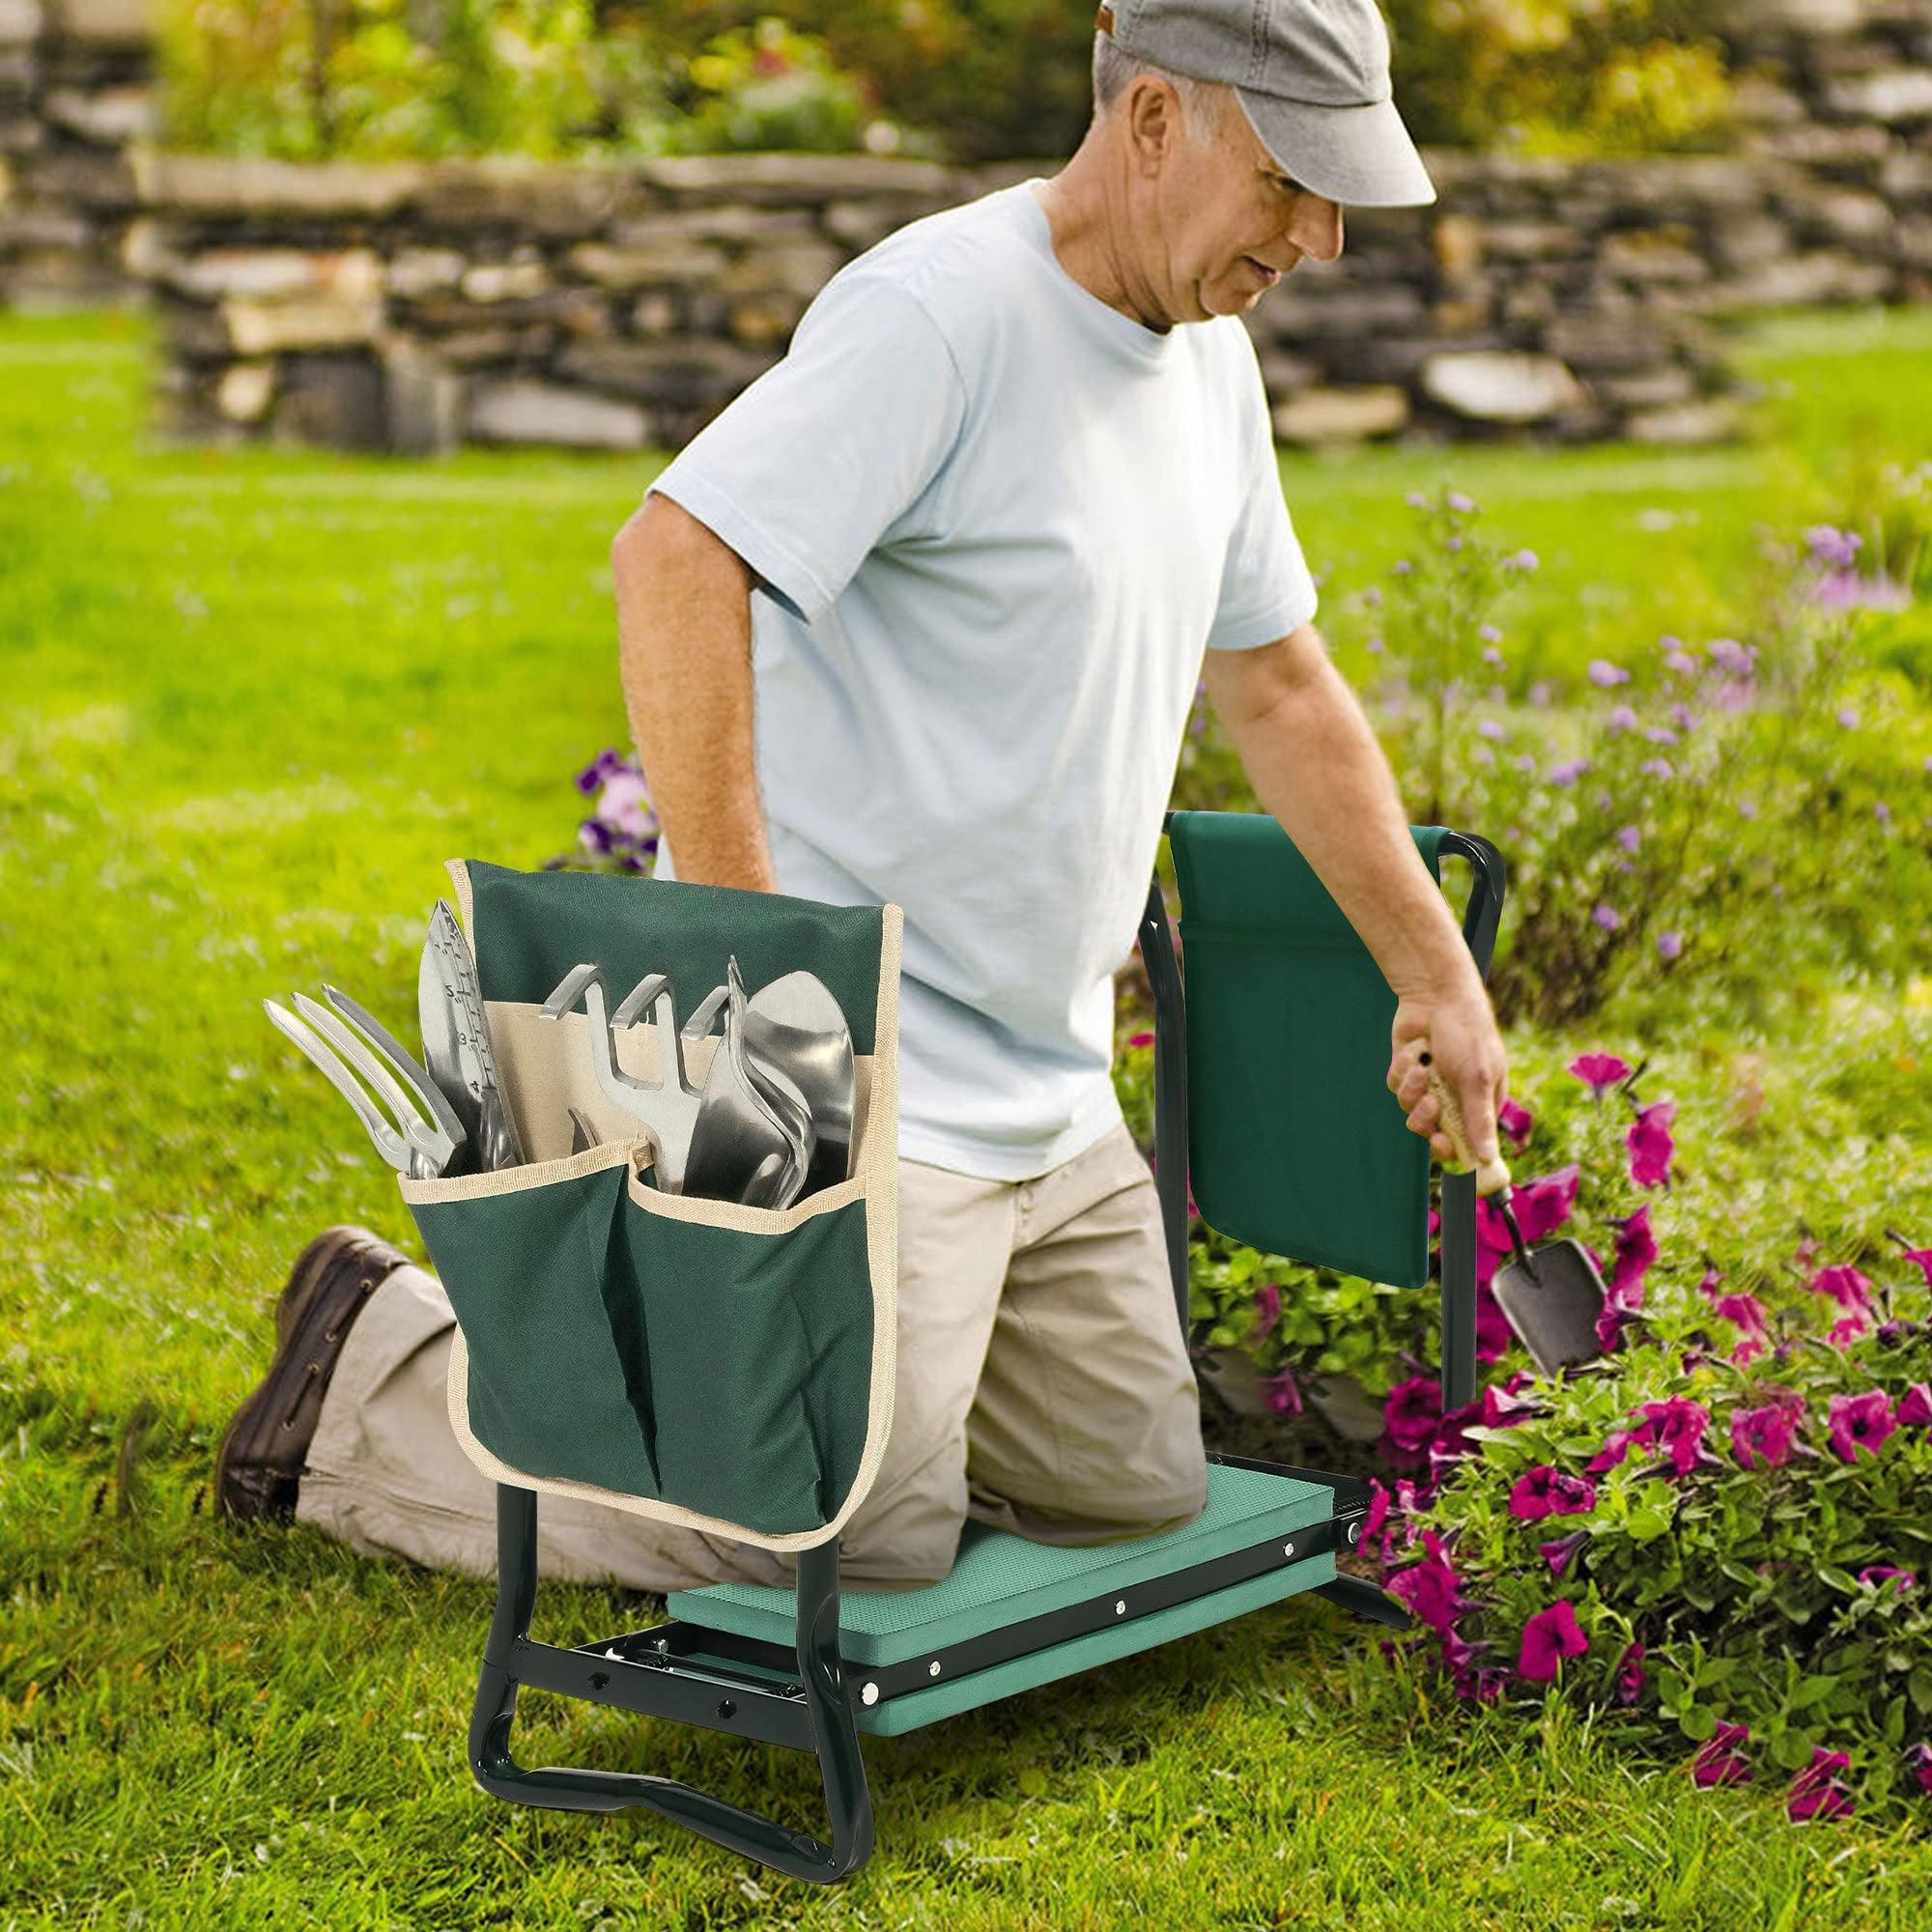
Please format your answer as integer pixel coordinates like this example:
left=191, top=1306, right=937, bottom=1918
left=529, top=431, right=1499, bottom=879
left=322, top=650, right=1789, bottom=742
left=3, top=1, right=1929, bottom=445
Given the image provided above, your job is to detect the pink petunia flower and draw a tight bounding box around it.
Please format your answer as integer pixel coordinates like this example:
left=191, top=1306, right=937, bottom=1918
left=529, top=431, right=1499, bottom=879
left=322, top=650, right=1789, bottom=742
left=1263, top=1365, right=1302, bottom=1416
left=1509, top=1464, right=1597, bottom=1521
left=1251, top=1281, right=1282, bottom=1342
left=1518, top=1600, right=1589, bottom=1681
left=1787, top=1747, right=1856, bottom=1822
left=1640, top=1397, right=1714, bottom=1475
left=1730, top=1394, right=1804, bottom=1469
left=1382, top=1375, right=1443, bottom=1457
left=1856, top=1567, right=1916, bottom=1592
left=1898, top=1247, right=1932, bottom=1291
left=1126, top=1030, right=1153, bottom=1049
left=1498, top=1096, right=1534, bottom=1145
left=1827, top=1390, right=1896, bottom=1462
left=1568, top=1053, right=1631, bottom=1095
left=1615, top=1642, right=1647, bottom=1706
left=1626, top=1101, right=1677, bottom=1188
left=1907, top=1742, right=1932, bottom=1796
left=1807, top=1264, right=1875, bottom=1313
left=1386, top=1532, right=1463, bottom=1634
left=1691, top=1721, right=1752, bottom=1787
left=1898, top=1382, right=1932, bottom=1428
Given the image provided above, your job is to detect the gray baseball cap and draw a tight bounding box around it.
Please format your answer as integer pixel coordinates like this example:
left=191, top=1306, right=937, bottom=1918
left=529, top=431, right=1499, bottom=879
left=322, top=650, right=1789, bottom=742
left=1095, top=0, right=1437, bottom=208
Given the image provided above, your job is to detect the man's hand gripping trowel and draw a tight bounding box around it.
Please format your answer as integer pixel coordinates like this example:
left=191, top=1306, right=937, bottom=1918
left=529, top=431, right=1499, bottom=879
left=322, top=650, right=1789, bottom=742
left=1411, top=1038, right=1610, bottom=1377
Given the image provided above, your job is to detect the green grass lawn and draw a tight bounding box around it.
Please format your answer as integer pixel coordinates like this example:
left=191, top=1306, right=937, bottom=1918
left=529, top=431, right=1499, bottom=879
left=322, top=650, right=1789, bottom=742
left=3, top=304, right=1930, bottom=1928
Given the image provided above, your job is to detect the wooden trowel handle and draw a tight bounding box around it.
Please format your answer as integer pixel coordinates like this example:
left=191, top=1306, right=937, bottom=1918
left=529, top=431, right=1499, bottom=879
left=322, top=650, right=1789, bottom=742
left=1412, top=1035, right=1511, bottom=1196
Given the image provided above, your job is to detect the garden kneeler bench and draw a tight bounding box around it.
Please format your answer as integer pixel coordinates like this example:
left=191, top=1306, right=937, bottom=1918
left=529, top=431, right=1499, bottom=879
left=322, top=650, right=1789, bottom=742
left=396, top=812, right=1506, bottom=1885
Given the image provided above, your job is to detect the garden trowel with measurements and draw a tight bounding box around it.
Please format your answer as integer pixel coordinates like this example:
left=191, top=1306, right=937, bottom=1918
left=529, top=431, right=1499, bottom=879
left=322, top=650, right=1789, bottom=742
left=1412, top=1037, right=1610, bottom=1377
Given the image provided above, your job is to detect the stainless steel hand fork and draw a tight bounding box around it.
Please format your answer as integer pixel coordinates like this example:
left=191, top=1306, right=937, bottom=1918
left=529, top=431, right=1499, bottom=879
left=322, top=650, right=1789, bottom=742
left=264, top=986, right=467, bottom=1180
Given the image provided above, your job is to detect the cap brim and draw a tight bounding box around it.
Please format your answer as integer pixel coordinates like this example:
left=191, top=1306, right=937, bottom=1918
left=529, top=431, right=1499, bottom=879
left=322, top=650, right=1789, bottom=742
left=1233, top=88, right=1436, bottom=209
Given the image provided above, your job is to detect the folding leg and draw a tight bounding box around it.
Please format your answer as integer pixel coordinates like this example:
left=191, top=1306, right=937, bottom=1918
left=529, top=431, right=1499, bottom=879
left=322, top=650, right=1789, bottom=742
left=467, top=1485, right=874, bottom=1883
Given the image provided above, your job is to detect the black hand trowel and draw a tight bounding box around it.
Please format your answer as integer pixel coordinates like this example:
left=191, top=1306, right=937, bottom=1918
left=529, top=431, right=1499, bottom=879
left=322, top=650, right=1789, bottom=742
left=1413, top=1039, right=1610, bottom=1378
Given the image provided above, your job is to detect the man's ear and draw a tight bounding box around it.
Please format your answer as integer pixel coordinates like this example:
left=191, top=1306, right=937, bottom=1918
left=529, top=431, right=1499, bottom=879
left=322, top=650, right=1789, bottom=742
left=1124, top=76, right=1182, bottom=173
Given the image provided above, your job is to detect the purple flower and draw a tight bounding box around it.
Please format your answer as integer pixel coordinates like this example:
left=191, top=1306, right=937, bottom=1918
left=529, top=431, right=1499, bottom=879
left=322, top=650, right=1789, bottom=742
left=1366, top=635, right=1384, bottom=654
left=1569, top=1053, right=1631, bottom=1095
left=1657, top=930, right=1684, bottom=960
left=1503, top=548, right=1540, bottom=573
left=1693, top=1722, right=1752, bottom=1787
left=1498, top=1096, right=1534, bottom=1145
left=594, top=769, right=658, bottom=840
left=1787, top=1747, right=1855, bottom=1822
left=1446, top=535, right=1464, bottom=553
left=1606, top=703, right=1638, bottom=733
left=1509, top=1464, right=1598, bottom=1521
left=1663, top=648, right=1699, bottom=675
left=574, top=747, right=632, bottom=795
left=1406, top=491, right=1428, bottom=509
left=1481, top=644, right=1504, bottom=667
left=1836, top=706, right=1859, bottom=728
left=1548, top=757, right=1591, bottom=786
left=1707, top=637, right=1755, bottom=675
left=1643, top=724, right=1680, bottom=746
left=1615, top=824, right=1642, bottom=854
left=1588, top=659, right=1632, bottom=688
left=1392, top=558, right=1414, bottom=576
left=1478, top=622, right=1501, bottom=642
left=1898, top=1382, right=1932, bottom=1428
left=1640, top=1396, right=1711, bottom=1476
left=1478, top=719, right=1506, bottom=740
left=1639, top=756, right=1675, bottom=781
left=1804, top=525, right=1862, bottom=570
left=1669, top=702, right=1699, bottom=731
left=1518, top=1601, right=1588, bottom=1681
left=1447, top=491, right=1475, bottom=513
left=1731, top=1395, right=1804, bottom=1468
left=576, top=817, right=614, bottom=856
left=1813, top=569, right=1911, bottom=611
left=1828, top=1390, right=1896, bottom=1462
left=1627, top=1100, right=1677, bottom=1188
left=1592, top=902, right=1621, bottom=931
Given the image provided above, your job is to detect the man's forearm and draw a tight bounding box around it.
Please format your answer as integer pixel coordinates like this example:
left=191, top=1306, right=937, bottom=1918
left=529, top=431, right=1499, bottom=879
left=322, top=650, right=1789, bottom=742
left=611, top=508, right=777, bottom=894
left=1227, top=650, right=1480, bottom=1000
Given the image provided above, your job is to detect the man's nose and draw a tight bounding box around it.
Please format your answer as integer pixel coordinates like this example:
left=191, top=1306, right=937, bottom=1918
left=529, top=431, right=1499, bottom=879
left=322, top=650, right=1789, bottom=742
left=1287, top=195, right=1344, bottom=262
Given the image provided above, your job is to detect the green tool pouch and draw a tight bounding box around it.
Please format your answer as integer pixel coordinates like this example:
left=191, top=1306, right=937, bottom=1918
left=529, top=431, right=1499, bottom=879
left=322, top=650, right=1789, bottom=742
left=397, top=859, right=901, bottom=1552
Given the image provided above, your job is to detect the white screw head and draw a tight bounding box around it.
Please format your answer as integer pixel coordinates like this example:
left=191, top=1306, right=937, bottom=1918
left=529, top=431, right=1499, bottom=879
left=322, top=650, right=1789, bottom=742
left=928, top=1661, right=941, bottom=1677
left=861, top=1682, right=879, bottom=1706
left=1283, top=1542, right=1295, bottom=1558
left=1115, top=1599, right=1126, bottom=1616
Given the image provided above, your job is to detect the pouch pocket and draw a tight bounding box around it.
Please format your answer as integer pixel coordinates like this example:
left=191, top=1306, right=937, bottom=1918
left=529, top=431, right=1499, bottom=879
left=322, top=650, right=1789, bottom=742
left=618, top=1169, right=876, bottom=1535
left=401, top=1142, right=665, bottom=1500
left=399, top=1140, right=881, bottom=1538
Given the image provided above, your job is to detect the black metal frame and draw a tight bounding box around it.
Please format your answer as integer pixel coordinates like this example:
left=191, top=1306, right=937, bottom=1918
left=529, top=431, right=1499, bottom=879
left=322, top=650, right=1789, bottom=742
left=460, top=818, right=1506, bottom=1883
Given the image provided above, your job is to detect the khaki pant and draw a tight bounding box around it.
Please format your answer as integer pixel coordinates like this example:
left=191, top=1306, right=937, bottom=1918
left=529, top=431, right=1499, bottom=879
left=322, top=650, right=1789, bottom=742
left=295, top=1120, right=1208, bottom=1595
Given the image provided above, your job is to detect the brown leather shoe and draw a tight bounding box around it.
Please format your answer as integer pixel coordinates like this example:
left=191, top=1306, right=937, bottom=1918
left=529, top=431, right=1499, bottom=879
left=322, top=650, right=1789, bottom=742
left=215, top=1225, right=412, bottom=1524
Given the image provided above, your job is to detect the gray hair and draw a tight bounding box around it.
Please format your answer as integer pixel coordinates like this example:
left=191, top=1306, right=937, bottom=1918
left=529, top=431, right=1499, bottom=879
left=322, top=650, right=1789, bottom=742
left=1092, top=31, right=1233, bottom=141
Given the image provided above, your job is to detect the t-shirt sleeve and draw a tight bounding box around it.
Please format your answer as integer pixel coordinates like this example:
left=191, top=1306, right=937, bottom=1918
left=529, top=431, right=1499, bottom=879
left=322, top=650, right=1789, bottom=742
left=1206, top=336, right=1320, bottom=652
left=641, top=270, right=967, bottom=627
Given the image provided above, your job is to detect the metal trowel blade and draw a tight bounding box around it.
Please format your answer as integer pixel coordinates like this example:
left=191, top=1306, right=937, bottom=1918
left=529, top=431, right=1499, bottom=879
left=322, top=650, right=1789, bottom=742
left=1492, top=1236, right=1610, bottom=1378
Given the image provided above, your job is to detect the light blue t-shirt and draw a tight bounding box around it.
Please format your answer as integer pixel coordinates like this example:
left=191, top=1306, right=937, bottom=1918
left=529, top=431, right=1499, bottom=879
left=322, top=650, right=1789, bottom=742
left=644, top=178, right=1319, bottom=1180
